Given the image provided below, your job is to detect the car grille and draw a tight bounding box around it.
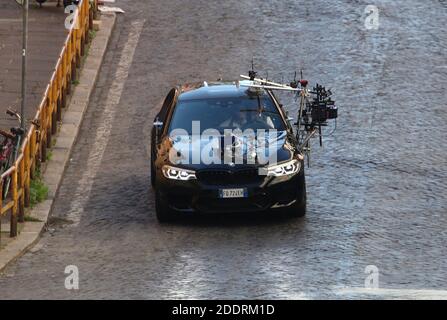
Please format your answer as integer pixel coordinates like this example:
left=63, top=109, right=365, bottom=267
left=195, top=195, right=271, bottom=213
left=196, top=168, right=263, bottom=185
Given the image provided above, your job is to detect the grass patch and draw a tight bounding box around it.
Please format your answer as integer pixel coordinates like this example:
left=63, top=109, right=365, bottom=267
left=46, top=150, right=53, bottom=161
left=72, top=79, right=80, bottom=86
left=81, top=31, right=95, bottom=65
left=30, top=169, right=49, bottom=208
left=24, top=215, right=42, bottom=222
left=89, top=29, right=97, bottom=41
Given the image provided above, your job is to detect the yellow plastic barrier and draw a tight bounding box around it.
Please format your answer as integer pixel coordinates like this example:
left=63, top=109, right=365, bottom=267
left=0, top=0, right=97, bottom=238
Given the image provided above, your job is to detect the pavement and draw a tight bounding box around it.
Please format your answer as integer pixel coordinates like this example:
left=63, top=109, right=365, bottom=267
left=0, top=0, right=446, bottom=299
left=0, top=1, right=68, bottom=129
left=0, top=0, right=66, bottom=260
left=0, top=7, right=116, bottom=273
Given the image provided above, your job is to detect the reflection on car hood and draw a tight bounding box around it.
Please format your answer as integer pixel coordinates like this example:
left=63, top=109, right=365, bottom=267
left=158, top=130, right=295, bottom=169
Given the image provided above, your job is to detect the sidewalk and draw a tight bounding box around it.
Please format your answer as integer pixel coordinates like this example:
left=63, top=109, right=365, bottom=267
left=0, top=2, right=116, bottom=271
left=0, top=1, right=68, bottom=252
left=0, top=1, right=67, bottom=129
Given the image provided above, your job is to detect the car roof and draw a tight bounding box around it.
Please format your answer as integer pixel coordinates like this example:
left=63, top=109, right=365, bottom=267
left=178, top=81, right=270, bottom=101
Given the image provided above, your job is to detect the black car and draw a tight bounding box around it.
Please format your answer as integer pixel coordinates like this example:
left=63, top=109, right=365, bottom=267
left=151, top=81, right=306, bottom=222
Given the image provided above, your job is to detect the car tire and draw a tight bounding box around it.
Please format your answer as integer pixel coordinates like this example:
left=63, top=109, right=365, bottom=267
left=155, top=191, right=176, bottom=223
left=287, top=184, right=307, bottom=218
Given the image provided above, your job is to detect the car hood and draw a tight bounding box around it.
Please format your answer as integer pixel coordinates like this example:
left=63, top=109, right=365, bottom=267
left=157, top=130, right=296, bottom=170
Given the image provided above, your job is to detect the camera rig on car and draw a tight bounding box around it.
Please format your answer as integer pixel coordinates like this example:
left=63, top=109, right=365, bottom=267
left=239, top=66, right=338, bottom=166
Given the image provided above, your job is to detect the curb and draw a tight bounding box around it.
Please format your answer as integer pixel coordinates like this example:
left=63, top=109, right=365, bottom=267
left=0, top=13, right=117, bottom=273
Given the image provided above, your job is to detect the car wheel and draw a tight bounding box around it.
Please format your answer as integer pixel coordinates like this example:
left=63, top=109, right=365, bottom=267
left=155, top=191, right=176, bottom=223
left=287, top=184, right=307, bottom=218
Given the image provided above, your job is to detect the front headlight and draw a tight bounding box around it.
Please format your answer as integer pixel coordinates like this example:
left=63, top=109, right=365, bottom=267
left=162, top=165, right=196, bottom=181
left=266, top=159, right=301, bottom=177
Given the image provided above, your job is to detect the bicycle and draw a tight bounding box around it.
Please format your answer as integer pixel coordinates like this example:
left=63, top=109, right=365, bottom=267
left=0, top=109, right=39, bottom=199
left=0, top=130, right=17, bottom=177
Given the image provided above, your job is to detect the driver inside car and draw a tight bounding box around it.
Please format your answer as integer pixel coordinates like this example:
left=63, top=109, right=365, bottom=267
left=220, top=109, right=275, bottom=130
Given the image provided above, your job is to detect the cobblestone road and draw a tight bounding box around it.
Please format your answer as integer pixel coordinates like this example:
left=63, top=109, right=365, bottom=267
left=0, top=0, right=446, bottom=299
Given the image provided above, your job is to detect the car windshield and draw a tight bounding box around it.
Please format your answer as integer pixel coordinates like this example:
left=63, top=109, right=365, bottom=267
left=168, top=95, right=286, bottom=134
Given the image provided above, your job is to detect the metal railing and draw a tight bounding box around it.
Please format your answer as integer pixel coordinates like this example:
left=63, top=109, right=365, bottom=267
left=0, top=0, right=96, bottom=237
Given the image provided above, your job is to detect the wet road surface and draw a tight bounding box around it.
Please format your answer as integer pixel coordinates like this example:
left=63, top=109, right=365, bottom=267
left=0, top=0, right=446, bottom=299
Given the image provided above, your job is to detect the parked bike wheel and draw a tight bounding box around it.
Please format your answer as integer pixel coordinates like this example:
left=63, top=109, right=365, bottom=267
left=1, top=146, right=15, bottom=200
left=0, top=137, right=9, bottom=173
left=1, top=128, right=23, bottom=199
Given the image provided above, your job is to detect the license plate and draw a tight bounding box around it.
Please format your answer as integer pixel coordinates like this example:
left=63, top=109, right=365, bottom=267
left=219, top=188, right=247, bottom=198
